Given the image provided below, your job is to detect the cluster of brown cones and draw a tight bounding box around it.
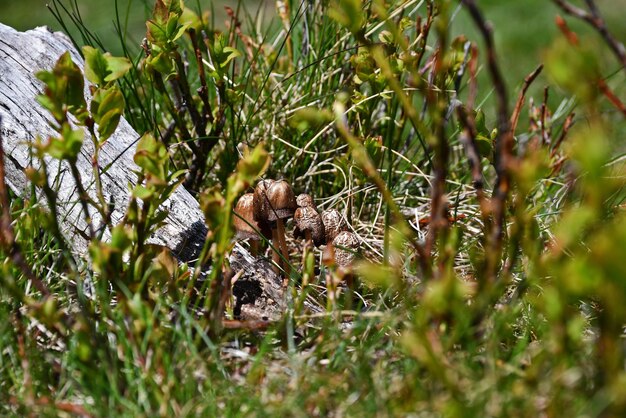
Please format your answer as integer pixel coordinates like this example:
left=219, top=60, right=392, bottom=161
left=233, top=179, right=360, bottom=279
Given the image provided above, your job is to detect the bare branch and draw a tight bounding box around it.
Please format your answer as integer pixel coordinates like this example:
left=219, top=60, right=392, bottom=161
left=461, top=0, right=515, bottom=282
left=597, top=78, right=626, bottom=117
left=510, top=64, right=544, bottom=133
left=456, top=105, right=487, bottom=206
left=553, top=0, right=626, bottom=71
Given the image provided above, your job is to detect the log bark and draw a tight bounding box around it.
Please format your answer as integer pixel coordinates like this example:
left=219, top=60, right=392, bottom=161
left=0, top=23, right=283, bottom=319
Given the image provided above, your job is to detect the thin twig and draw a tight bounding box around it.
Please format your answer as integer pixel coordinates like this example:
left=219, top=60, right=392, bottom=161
left=555, top=15, right=579, bottom=45
left=551, top=112, right=576, bottom=158
left=467, top=44, right=479, bottom=110
left=425, top=34, right=452, bottom=259
left=188, top=28, right=214, bottom=125
left=456, top=105, right=488, bottom=212
left=68, top=160, right=95, bottom=239
left=552, top=0, right=626, bottom=71
left=461, top=0, right=514, bottom=282
left=597, top=78, right=626, bottom=117
left=510, top=64, right=543, bottom=134
left=173, top=51, right=205, bottom=138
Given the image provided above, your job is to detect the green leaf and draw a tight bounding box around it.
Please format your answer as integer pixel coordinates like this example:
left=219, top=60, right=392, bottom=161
left=44, top=123, right=84, bottom=161
left=544, top=37, right=600, bottom=102
left=84, top=46, right=131, bottom=86
left=474, top=109, right=487, bottom=134
left=200, top=187, right=226, bottom=228
left=37, top=52, right=87, bottom=123
left=104, top=56, right=132, bottom=82
left=364, top=136, right=383, bottom=166
left=93, top=87, right=125, bottom=119
left=147, top=52, right=175, bottom=75
left=91, top=87, right=125, bottom=141
left=133, top=184, right=155, bottom=200
left=158, top=179, right=184, bottom=205
left=553, top=206, right=596, bottom=251
left=355, top=261, right=396, bottom=289
left=180, top=6, right=202, bottom=31
left=164, top=0, right=183, bottom=16
left=219, top=46, right=241, bottom=68
left=134, top=133, right=168, bottom=181
left=235, top=144, right=270, bottom=186
left=567, top=123, right=610, bottom=180
left=110, top=224, right=132, bottom=251
left=328, top=0, right=365, bottom=35
left=166, top=13, right=179, bottom=37
left=172, top=21, right=191, bottom=42
left=475, top=134, right=493, bottom=161
left=35, top=70, right=56, bottom=91
left=151, top=0, right=182, bottom=23
left=146, top=20, right=168, bottom=44
left=55, top=52, right=86, bottom=111
left=36, top=93, right=64, bottom=122
left=150, top=210, right=170, bottom=228
left=96, top=109, right=123, bottom=142
left=350, top=48, right=376, bottom=82
left=288, top=107, right=334, bottom=132
left=83, top=46, right=108, bottom=85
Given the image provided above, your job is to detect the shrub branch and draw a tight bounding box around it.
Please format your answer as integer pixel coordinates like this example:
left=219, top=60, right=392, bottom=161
left=552, top=0, right=626, bottom=71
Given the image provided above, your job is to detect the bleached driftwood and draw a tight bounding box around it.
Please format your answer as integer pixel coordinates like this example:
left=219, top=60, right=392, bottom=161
left=0, top=22, right=206, bottom=261
left=0, top=23, right=283, bottom=319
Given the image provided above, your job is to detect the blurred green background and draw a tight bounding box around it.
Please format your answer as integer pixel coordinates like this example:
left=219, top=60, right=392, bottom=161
left=0, top=1, right=272, bottom=54
left=1, top=0, right=624, bottom=106
left=0, top=0, right=150, bottom=47
left=450, top=0, right=626, bottom=96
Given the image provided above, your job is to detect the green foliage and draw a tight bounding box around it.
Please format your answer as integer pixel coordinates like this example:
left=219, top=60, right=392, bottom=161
left=328, top=0, right=365, bottom=36
left=42, top=122, right=84, bottom=161
left=1, top=0, right=626, bottom=416
left=545, top=37, right=601, bottom=101
left=83, top=45, right=132, bottom=85
left=36, top=51, right=88, bottom=124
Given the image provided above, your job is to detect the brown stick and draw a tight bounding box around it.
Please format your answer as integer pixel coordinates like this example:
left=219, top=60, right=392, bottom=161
left=188, top=28, right=214, bottom=125
left=467, top=44, right=479, bottom=110
left=425, top=42, right=452, bottom=258
left=510, top=64, right=544, bottom=134
left=304, top=229, right=313, bottom=251
left=555, top=15, right=579, bottom=45
left=456, top=106, right=488, bottom=213
left=597, top=78, right=626, bottom=117
left=461, top=0, right=514, bottom=282
left=551, top=112, right=576, bottom=158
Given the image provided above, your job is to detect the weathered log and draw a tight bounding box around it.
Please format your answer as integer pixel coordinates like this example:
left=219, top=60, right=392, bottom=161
left=230, top=243, right=286, bottom=321
left=0, top=22, right=206, bottom=261
left=0, top=23, right=283, bottom=320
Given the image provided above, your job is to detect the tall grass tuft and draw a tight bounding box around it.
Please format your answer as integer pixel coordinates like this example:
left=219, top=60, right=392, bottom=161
left=1, top=0, right=626, bottom=416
